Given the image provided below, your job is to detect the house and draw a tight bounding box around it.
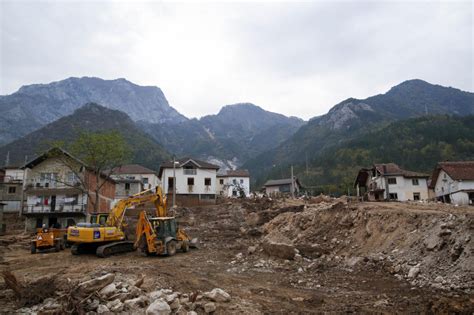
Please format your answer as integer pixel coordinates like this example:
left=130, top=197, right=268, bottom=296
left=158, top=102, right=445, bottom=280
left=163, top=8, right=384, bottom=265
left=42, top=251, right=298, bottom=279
left=0, top=166, right=25, bottom=212
left=158, top=157, right=220, bottom=206
left=217, top=169, right=250, bottom=198
left=21, top=148, right=116, bottom=231
left=429, top=161, right=474, bottom=206
left=354, top=163, right=429, bottom=201
left=110, top=164, right=160, bottom=202
left=263, top=177, right=301, bottom=196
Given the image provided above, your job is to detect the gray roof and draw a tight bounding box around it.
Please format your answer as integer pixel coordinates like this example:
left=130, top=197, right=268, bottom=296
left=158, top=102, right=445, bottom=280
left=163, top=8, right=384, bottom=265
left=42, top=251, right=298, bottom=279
left=264, top=177, right=301, bottom=187
left=159, top=157, right=220, bottom=177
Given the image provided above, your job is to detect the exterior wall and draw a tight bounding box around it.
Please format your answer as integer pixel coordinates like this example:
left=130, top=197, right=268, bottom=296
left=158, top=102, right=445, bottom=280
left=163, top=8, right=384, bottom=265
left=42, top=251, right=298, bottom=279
left=84, top=171, right=115, bottom=212
left=217, top=176, right=250, bottom=197
left=0, top=182, right=23, bottom=212
left=434, top=170, right=474, bottom=205
left=4, top=169, right=24, bottom=181
left=114, top=182, right=142, bottom=200
left=265, top=186, right=280, bottom=195
left=368, top=175, right=428, bottom=201
left=161, top=168, right=217, bottom=195
left=24, top=214, right=86, bottom=231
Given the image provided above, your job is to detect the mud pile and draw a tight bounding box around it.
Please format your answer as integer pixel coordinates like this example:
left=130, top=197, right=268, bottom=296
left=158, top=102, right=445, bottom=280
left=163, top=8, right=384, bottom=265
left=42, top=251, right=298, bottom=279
left=260, top=200, right=473, bottom=292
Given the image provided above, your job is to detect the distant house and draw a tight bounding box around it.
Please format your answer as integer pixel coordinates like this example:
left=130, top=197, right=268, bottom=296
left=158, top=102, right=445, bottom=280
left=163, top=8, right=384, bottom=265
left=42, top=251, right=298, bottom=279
left=217, top=169, right=250, bottom=198
left=429, top=161, right=474, bottom=206
left=354, top=163, right=429, bottom=201
left=158, top=158, right=220, bottom=206
left=0, top=166, right=25, bottom=213
left=263, top=177, right=301, bottom=196
left=110, top=164, right=160, bottom=202
left=21, top=148, right=116, bottom=231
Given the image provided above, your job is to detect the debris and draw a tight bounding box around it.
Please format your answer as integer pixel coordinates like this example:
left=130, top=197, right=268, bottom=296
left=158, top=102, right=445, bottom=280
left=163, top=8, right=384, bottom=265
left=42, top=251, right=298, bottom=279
left=204, top=288, right=231, bottom=302
left=146, top=298, right=171, bottom=315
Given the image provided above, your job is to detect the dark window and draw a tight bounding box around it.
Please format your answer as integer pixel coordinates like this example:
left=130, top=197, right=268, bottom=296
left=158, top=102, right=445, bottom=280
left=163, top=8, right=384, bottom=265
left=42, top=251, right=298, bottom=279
left=204, top=178, right=211, bottom=186
left=8, top=186, right=16, bottom=194
left=389, top=193, right=398, bottom=200
left=388, top=178, right=397, bottom=185
left=188, top=177, right=194, bottom=186
left=413, top=192, right=420, bottom=201
left=219, top=179, right=224, bottom=185
left=125, top=183, right=131, bottom=190
left=168, top=177, right=174, bottom=189
left=412, top=179, right=419, bottom=186
left=232, top=190, right=237, bottom=196
left=142, top=177, right=148, bottom=184
left=240, top=179, right=244, bottom=184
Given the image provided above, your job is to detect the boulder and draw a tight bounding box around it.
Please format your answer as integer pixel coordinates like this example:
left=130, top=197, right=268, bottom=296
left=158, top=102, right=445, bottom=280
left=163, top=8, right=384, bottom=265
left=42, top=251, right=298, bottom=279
left=425, top=234, right=441, bottom=251
left=78, top=274, right=115, bottom=294
left=204, top=288, right=231, bottom=302
left=148, top=290, right=164, bottom=300
left=124, top=296, right=148, bottom=309
left=407, top=265, right=420, bottom=278
left=97, top=304, right=110, bottom=314
left=106, top=299, right=123, bottom=312
left=99, top=283, right=117, bottom=298
left=146, top=299, right=171, bottom=315
left=262, top=231, right=296, bottom=260
left=169, top=298, right=181, bottom=310
left=204, top=302, right=216, bottom=313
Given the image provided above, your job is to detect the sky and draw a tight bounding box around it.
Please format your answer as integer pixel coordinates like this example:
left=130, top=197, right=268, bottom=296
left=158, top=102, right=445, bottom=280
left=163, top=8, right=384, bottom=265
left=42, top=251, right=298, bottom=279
left=0, top=0, right=472, bottom=120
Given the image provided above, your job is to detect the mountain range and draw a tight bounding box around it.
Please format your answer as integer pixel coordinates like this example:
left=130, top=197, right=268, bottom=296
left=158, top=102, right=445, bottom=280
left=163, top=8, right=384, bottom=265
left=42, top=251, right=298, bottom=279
left=0, top=77, right=473, bottom=192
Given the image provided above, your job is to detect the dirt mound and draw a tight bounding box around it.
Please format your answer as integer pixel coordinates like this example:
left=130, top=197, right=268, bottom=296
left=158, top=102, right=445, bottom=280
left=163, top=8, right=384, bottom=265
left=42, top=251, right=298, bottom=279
left=262, top=200, right=474, bottom=292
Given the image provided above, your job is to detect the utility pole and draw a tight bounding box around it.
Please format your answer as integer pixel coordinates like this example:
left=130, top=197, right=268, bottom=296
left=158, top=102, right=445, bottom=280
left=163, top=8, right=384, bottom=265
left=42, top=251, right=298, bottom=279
left=291, top=165, right=295, bottom=199
left=19, top=155, right=27, bottom=218
left=5, top=151, right=10, bottom=167
left=172, top=156, right=176, bottom=208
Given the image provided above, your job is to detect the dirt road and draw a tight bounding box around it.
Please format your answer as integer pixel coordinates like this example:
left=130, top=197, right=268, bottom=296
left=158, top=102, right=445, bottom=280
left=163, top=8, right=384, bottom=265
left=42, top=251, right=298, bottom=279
left=1, top=199, right=473, bottom=313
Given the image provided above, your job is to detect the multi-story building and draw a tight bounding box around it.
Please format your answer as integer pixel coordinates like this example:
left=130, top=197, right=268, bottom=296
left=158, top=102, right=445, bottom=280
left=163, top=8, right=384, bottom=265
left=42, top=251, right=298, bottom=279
left=22, top=148, right=115, bottom=231
left=354, top=163, right=429, bottom=201
left=430, top=161, right=474, bottom=205
left=110, top=164, right=160, bottom=202
left=0, top=166, right=25, bottom=213
left=217, top=170, right=251, bottom=197
left=159, top=158, right=219, bottom=206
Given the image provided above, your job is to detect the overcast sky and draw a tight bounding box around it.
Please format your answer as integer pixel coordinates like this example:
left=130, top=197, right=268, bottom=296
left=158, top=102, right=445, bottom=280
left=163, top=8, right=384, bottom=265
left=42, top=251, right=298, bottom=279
left=1, top=0, right=472, bottom=120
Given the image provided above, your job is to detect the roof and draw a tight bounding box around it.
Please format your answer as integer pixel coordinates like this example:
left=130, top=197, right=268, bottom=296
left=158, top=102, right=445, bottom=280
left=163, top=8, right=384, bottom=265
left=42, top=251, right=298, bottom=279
left=159, top=157, right=220, bottom=177
left=112, top=164, right=157, bottom=175
left=217, top=169, right=250, bottom=178
left=429, top=161, right=474, bottom=188
left=374, top=163, right=429, bottom=178
left=114, top=178, right=142, bottom=183
left=264, top=177, right=301, bottom=187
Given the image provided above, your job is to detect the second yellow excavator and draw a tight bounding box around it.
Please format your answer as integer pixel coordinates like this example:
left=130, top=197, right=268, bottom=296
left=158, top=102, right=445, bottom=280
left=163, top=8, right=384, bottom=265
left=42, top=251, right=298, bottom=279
left=67, top=186, right=188, bottom=257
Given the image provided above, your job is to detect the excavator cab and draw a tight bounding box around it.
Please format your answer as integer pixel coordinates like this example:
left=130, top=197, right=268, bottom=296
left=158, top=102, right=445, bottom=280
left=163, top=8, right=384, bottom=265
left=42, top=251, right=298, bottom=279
left=89, top=213, right=109, bottom=226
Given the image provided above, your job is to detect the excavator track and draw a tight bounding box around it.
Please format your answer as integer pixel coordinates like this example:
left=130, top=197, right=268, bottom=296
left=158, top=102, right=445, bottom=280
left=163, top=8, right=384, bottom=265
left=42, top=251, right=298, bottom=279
left=96, top=241, right=135, bottom=258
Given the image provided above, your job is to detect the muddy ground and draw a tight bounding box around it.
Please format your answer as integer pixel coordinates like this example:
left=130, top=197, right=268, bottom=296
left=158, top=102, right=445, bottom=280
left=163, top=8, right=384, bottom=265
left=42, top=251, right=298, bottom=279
left=0, top=198, right=473, bottom=314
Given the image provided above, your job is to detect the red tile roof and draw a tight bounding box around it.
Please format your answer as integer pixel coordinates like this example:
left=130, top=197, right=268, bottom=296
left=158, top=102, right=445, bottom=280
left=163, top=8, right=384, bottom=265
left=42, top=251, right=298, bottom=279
left=374, top=163, right=429, bottom=178
left=429, top=161, right=474, bottom=188
left=217, top=169, right=250, bottom=177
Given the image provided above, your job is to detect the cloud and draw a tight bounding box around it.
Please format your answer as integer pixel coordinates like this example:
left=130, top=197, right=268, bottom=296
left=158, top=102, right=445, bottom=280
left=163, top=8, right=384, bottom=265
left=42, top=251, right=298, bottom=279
left=0, top=1, right=472, bottom=120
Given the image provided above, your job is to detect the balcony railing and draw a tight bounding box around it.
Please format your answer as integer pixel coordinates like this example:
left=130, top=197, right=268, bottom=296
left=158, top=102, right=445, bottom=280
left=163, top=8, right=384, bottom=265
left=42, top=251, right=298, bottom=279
left=22, top=204, right=86, bottom=214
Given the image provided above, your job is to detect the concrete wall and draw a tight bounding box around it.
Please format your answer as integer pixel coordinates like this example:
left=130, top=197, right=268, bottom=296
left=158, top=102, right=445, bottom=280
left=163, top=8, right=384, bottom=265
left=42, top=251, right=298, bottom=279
left=161, top=167, right=217, bottom=195
left=370, top=175, right=428, bottom=201
left=217, top=176, right=250, bottom=197
left=113, top=173, right=160, bottom=190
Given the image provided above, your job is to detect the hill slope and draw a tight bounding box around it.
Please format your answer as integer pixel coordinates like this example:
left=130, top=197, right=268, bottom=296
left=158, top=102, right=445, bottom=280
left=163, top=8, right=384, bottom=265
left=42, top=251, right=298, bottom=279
left=0, top=103, right=171, bottom=170
left=140, top=103, right=305, bottom=168
left=0, top=77, right=187, bottom=145
left=245, top=80, right=474, bottom=187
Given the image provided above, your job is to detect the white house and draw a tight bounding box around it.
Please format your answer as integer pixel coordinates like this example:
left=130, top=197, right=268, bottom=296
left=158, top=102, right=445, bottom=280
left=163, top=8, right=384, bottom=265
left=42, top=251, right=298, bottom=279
left=0, top=166, right=25, bottom=212
left=430, top=161, right=474, bottom=206
left=217, top=170, right=250, bottom=198
left=158, top=158, right=220, bottom=206
left=354, top=163, right=429, bottom=201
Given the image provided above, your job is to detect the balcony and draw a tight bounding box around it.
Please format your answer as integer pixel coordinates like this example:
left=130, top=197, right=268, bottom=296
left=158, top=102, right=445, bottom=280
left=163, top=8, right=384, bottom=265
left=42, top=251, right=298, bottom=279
left=1, top=176, right=23, bottom=183
left=22, top=204, right=86, bottom=214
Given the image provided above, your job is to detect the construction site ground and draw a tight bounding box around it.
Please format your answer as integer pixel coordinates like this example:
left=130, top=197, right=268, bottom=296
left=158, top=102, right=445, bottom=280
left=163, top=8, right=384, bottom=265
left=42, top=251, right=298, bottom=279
left=0, top=198, right=473, bottom=314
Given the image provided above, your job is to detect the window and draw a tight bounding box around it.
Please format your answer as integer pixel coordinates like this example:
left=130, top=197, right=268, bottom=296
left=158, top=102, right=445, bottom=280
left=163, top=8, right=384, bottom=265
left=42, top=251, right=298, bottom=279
left=232, top=190, right=238, bottom=196
left=388, top=178, right=397, bottom=185
left=412, top=179, right=419, bottom=186
left=413, top=192, right=420, bottom=201
left=142, top=177, right=148, bottom=184
left=125, top=183, right=131, bottom=190
left=204, top=178, right=211, bottom=186
left=232, top=179, right=237, bottom=185
left=389, top=193, right=398, bottom=200
left=219, top=179, right=224, bottom=185
left=8, top=186, right=16, bottom=194
left=240, top=179, right=244, bottom=184
left=67, top=172, right=78, bottom=184
left=188, top=177, right=194, bottom=186
left=168, top=177, right=174, bottom=189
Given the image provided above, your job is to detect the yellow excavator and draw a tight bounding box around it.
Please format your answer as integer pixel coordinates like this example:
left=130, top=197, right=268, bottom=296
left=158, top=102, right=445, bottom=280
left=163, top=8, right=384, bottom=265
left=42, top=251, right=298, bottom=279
left=67, top=186, right=185, bottom=257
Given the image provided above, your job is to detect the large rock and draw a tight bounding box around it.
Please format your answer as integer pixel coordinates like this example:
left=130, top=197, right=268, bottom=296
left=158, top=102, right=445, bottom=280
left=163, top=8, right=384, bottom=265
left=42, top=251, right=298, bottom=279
left=204, top=302, right=216, bottom=313
left=78, top=273, right=115, bottom=294
left=262, top=231, right=296, bottom=260
left=146, top=299, right=171, bottom=315
left=97, top=304, right=110, bottom=314
left=99, top=283, right=117, bottom=298
left=407, top=265, right=420, bottom=278
left=124, top=296, right=148, bottom=309
left=204, top=288, right=231, bottom=302
left=106, top=298, right=124, bottom=312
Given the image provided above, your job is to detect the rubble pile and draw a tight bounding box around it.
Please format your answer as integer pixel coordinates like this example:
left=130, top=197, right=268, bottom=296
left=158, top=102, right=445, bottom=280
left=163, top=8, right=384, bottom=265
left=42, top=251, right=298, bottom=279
left=259, top=199, right=473, bottom=292
left=13, top=271, right=233, bottom=314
